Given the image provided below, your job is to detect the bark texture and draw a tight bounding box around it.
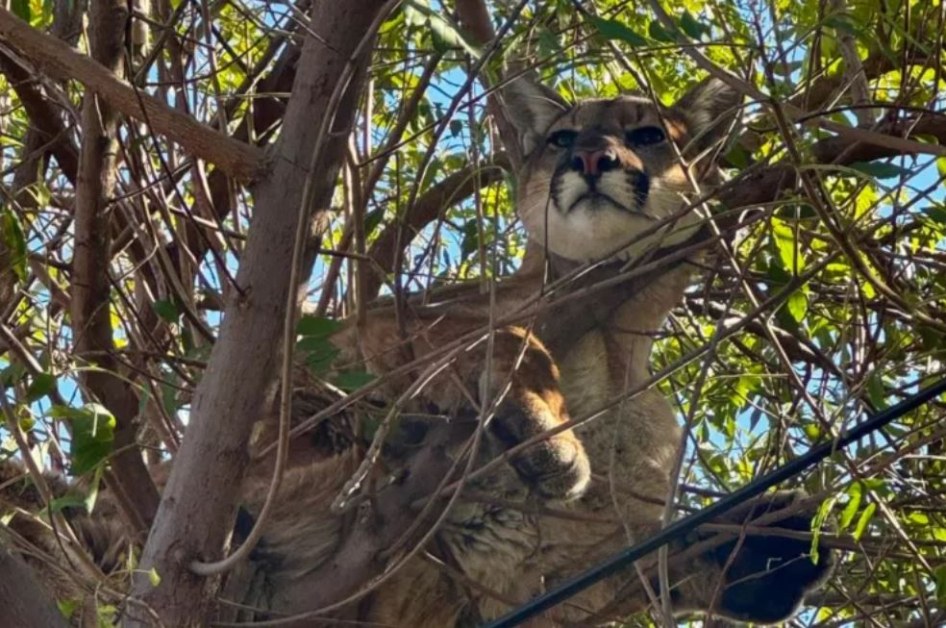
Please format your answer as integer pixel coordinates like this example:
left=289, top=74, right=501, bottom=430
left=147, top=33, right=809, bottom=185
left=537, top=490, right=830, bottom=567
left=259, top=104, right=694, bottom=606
left=0, top=549, right=71, bottom=628
left=0, top=7, right=264, bottom=181
left=126, top=1, right=389, bottom=624
left=72, top=0, right=159, bottom=536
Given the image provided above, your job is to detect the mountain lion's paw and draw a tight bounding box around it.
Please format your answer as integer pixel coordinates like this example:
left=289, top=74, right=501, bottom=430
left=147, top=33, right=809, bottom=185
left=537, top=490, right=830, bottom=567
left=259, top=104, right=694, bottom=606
left=489, top=399, right=591, bottom=501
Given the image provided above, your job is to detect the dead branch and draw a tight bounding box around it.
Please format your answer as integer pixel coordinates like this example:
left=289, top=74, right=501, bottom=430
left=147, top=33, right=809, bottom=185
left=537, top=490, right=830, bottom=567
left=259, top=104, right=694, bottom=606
left=0, top=7, right=265, bottom=181
left=363, top=156, right=508, bottom=300
left=456, top=0, right=525, bottom=170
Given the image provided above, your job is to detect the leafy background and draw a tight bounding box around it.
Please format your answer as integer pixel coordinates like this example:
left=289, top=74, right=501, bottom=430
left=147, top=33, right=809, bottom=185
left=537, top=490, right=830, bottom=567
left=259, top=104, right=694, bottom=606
left=1, top=0, right=945, bottom=624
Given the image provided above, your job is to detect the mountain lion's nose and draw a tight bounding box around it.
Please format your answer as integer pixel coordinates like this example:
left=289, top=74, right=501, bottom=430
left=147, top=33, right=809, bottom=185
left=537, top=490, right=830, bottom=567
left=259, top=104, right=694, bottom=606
left=570, top=149, right=618, bottom=177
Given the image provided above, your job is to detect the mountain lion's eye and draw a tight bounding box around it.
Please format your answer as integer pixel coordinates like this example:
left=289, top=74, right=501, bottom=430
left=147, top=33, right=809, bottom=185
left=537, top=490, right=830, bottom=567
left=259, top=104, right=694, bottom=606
left=547, top=130, right=578, bottom=149
left=626, top=126, right=666, bottom=146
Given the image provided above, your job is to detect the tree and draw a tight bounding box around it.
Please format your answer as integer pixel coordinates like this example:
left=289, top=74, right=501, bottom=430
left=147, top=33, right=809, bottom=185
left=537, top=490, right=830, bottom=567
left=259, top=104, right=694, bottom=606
left=0, top=0, right=944, bottom=626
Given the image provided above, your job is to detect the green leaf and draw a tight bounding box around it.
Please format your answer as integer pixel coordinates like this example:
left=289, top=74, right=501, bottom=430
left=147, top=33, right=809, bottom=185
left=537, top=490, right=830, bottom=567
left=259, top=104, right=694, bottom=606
left=152, top=299, right=180, bottom=324
left=647, top=20, right=675, bottom=43
left=403, top=1, right=427, bottom=27
left=590, top=16, right=647, bottom=47
left=460, top=218, right=480, bottom=260
left=1, top=362, right=26, bottom=387
left=405, top=1, right=480, bottom=57
left=160, top=381, right=180, bottom=418
left=536, top=27, right=560, bottom=56
left=18, top=414, right=35, bottom=432
left=772, top=61, right=804, bottom=76
left=783, top=290, right=808, bottom=324
left=25, top=179, right=52, bottom=207
left=298, top=340, right=340, bottom=374
left=852, top=502, right=876, bottom=541
left=48, top=494, right=88, bottom=513
left=51, top=404, right=116, bottom=475
left=725, top=143, right=749, bottom=169
left=921, top=205, right=946, bottom=225
left=11, top=0, right=30, bottom=22
left=732, top=374, right=757, bottom=408
left=680, top=11, right=708, bottom=39
left=57, top=599, right=78, bottom=621
left=26, top=372, right=57, bottom=402
left=364, top=208, right=385, bottom=237
left=297, top=315, right=343, bottom=338
left=866, top=372, right=888, bottom=410
left=839, top=482, right=863, bottom=530
left=96, top=605, right=118, bottom=624
left=849, top=161, right=911, bottom=180
left=823, top=15, right=859, bottom=35
left=1, top=208, right=28, bottom=282
left=810, top=495, right=836, bottom=564
left=334, top=370, right=376, bottom=392
left=935, top=565, right=946, bottom=605
left=148, top=567, right=161, bottom=587
left=918, top=324, right=945, bottom=354
left=78, top=466, right=103, bottom=514
left=431, top=19, right=478, bottom=56
left=772, top=219, right=804, bottom=273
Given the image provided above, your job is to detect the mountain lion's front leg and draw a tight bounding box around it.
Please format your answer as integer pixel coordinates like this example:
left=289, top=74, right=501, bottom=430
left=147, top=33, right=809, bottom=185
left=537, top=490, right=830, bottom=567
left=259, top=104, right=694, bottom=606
left=482, top=326, right=591, bottom=501
left=334, top=316, right=591, bottom=502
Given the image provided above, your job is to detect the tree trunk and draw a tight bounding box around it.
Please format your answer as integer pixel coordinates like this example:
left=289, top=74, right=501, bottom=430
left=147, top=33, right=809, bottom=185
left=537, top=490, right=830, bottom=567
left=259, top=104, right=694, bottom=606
left=0, top=549, right=71, bottom=628
left=127, top=1, right=389, bottom=624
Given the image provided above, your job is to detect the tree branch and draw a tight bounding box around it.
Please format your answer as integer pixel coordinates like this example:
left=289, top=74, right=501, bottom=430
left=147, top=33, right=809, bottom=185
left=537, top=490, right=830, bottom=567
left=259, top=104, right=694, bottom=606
left=0, top=50, right=79, bottom=187
left=1, top=0, right=84, bottom=195
left=0, top=7, right=266, bottom=181
left=71, top=0, right=158, bottom=536
left=719, top=115, right=946, bottom=212
left=456, top=0, right=524, bottom=170
left=363, top=157, right=508, bottom=300
left=174, top=36, right=301, bottom=292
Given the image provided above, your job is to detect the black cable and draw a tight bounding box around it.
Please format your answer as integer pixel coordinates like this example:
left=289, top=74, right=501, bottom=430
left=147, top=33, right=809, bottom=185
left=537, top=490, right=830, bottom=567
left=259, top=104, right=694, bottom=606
left=483, top=375, right=946, bottom=627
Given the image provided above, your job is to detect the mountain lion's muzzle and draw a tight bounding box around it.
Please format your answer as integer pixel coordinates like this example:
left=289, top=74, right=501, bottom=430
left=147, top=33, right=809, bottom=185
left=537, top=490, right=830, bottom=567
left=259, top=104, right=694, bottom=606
left=550, top=130, right=653, bottom=216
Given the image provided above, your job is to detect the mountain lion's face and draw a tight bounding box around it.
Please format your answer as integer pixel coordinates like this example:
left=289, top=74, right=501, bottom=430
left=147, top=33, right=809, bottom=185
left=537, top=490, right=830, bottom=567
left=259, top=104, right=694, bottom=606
left=503, top=77, right=740, bottom=262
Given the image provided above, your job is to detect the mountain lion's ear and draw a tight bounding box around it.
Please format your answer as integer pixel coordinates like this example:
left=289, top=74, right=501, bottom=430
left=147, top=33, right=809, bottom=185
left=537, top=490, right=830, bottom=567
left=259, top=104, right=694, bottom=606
left=500, top=73, right=571, bottom=155
left=672, top=77, right=742, bottom=156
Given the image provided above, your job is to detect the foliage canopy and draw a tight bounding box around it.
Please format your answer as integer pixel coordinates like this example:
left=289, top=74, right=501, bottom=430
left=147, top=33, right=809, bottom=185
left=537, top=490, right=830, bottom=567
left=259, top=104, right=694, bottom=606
left=0, top=0, right=945, bottom=625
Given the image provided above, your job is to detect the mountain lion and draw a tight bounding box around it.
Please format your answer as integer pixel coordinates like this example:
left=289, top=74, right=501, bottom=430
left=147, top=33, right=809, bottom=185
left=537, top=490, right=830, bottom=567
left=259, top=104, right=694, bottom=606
left=1, top=75, right=833, bottom=626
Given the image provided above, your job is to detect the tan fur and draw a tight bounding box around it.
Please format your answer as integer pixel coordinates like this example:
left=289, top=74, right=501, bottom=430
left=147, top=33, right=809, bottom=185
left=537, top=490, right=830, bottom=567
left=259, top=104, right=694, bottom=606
left=346, top=264, right=695, bottom=626
left=3, top=78, right=831, bottom=626
left=252, top=85, right=728, bottom=625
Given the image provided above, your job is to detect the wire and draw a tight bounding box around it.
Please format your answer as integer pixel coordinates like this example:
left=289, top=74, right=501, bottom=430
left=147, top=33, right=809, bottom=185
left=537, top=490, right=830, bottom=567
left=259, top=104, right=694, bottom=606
left=483, top=375, right=946, bottom=627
